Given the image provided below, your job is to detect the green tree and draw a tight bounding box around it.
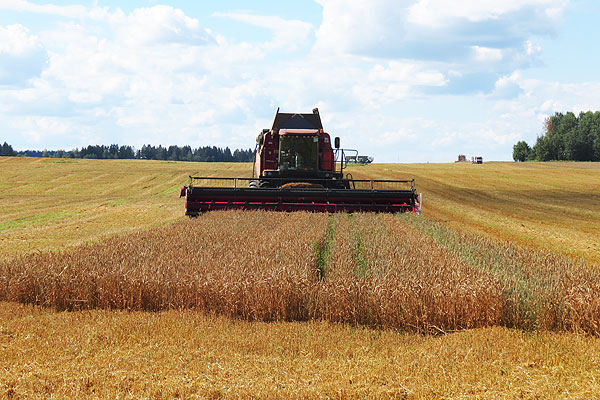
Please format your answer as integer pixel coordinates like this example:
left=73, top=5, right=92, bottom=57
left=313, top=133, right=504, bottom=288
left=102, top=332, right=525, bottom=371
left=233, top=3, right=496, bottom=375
left=512, top=141, right=531, bottom=162
left=0, top=142, right=16, bottom=156
left=531, top=136, right=552, bottom=161
left=155, top=146, right=167, bottom=160
left=167, top=145, right=180, bottom=161
left=572, top=111, right=597, bottom=161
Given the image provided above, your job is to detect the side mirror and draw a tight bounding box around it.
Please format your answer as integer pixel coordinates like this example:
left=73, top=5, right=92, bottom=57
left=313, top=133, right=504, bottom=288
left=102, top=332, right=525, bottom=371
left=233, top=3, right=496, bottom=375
left=257, top=129, right=268, bottom=145
left=334, top=137, right=340, bottom=149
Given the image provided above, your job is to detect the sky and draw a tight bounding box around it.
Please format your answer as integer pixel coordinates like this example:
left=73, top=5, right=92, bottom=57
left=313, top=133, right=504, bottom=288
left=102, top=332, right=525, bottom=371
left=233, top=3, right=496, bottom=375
left=1, top=0, right=598, bottom=162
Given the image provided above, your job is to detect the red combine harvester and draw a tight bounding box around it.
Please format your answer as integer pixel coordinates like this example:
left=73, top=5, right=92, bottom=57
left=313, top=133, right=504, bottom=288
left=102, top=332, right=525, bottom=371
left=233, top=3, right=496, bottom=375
left=180, top=108, right=420, bottom=215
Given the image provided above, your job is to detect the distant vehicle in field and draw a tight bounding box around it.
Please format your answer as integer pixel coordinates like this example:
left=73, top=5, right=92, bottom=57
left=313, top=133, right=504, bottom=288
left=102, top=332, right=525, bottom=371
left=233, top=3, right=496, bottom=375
left=455, top=154, right=467, bottom=162
left=472, top=156, right=483, bottom=164
left=345, top=154, right=374, bottom=164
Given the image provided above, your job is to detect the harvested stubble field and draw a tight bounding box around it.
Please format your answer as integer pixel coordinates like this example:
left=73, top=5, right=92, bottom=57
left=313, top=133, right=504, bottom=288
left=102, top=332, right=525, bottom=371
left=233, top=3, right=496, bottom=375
left=1, top=156, right=600, bottom=398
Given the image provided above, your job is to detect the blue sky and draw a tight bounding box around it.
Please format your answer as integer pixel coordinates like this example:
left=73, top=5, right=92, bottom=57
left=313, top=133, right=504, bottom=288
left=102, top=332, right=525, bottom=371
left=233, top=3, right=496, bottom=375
left=1, top=0, right=598, bottom=162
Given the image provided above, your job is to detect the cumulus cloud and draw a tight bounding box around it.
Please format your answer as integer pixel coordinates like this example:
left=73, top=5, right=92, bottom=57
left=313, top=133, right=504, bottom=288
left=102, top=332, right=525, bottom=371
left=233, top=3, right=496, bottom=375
left=0, top=4, right=264, bottom=151
left=117, top=6, right=215, bottom=46
left=314, top=0, right=412, bottom=57
left=517, top=79, right=600, bottom=117
left=407, top=0, right=567, bottom=27
left=0, top=0, right=88, bottom=18
left=0, top=24, right=47, bottom=85
left=0, top=0, right=594, bottom=164
left=354, top=61, right=447, bottom=105
left=315, top=0, right=566, bottom=58
left=489, top=72, right=524, bottom=99
left=214, top=12, right=313, bottom=51
left=314, top=0, right=568, bottom=94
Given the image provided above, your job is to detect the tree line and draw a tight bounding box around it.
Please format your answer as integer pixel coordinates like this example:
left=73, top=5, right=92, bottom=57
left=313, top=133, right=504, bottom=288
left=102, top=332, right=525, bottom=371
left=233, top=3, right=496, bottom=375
left=513, top=111, right=600, bottom=161
left=0, top=143, right=254, bottom=162
left=0, top=142, right=16, bottom=156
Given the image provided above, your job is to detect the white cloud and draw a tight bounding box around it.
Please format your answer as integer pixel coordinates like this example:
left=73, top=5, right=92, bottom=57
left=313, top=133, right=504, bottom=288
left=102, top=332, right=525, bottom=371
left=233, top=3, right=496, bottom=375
left=117, top=6, right=215, bottom=46
left=354, top=61, right=447, bottom=105
left=377, top=128, right=418, bottom=145
left=489, top=72, right=524, bottom=99
left=0, top=24, right=47, bottom=85
left=11, top=115, right=92, bottom=145
left=0, top=4, right=269, bottom=151
left=314, top=0, right=412, bottom=57
left=525, top=40, right=542, bottom=56
left=313, top=0, right=568, bottom=95
left=407, top=0, right=568, bottom=26
left=0, top=23, right=39, bottom=54
left=214, top=12, right=313, bottom=51
left=522, top=80, right=600, bottom=116
left=0, top=0, right=595, bottom=164
left=315, top=0, right=567, bottom=57
left=0, top=0, right=88, bottom=18
left=485, top=76, right=600, bottom=150
left=471, top=46, right=504, bottom=63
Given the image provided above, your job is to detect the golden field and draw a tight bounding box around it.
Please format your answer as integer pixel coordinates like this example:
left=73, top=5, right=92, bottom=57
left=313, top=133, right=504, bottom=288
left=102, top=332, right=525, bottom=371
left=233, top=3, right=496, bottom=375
left=351, top=161, right=600, bottom=262
left=3, top=302, right=600, bottom=399
left=1, top=212, right=504, bottom=332
left=1, top=156, right=600, bottom=398
left=1, top=157, right=599, bottom=262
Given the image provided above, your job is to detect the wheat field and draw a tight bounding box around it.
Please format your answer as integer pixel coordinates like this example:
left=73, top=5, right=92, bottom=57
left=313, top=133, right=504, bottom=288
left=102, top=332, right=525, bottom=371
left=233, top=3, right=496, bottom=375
left=1, top=212, right=505, bottom=333
left=2, top=157, right=599, bottom=262
left=2, top=210, right=599, bottom=335
left=4, top=302, right=600, bottom=399
left=1, top=156, right=600, bottom=398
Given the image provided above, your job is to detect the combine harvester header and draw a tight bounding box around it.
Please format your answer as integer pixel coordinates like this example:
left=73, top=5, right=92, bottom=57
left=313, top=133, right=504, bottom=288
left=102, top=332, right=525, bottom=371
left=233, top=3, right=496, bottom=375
left=180, top=108, right=421, bottom=215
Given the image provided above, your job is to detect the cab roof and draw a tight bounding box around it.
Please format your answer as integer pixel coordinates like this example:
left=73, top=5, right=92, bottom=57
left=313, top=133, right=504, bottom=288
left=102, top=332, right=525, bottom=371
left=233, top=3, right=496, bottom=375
left=271, top=107, right=323, bottom=131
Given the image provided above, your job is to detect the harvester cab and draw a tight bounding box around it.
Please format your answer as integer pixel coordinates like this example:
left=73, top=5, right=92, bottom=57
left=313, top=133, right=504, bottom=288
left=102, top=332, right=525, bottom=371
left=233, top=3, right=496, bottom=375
left=180, top=108, right=420, bottom=215
left=251, top=108, right=349, bottom=188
